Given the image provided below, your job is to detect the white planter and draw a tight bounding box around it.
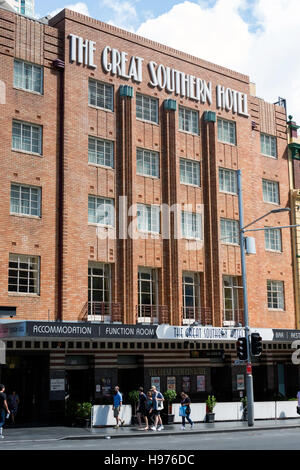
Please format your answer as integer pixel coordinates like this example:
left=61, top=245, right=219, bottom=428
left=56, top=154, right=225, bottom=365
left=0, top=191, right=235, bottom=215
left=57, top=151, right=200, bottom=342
left=92, top=404, right=132, bottom=426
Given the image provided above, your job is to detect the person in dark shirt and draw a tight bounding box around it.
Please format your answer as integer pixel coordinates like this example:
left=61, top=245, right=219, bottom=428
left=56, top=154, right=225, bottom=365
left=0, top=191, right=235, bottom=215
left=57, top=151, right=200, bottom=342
left=136, top=387, right=147, bottom=429
left=180, top=392, right=194, bottom=430
left=0, top=384, right=10, bottom=439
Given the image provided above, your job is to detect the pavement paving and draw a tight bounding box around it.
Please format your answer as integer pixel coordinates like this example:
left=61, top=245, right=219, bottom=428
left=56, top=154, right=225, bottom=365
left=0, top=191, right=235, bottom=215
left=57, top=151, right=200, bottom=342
left=2, top=418, right=300, bottom=443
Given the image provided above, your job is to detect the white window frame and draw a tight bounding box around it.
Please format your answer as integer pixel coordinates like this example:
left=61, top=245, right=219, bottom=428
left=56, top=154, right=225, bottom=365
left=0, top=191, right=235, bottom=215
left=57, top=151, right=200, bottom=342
left=137, top=267, right=159, bottom=321
left=137, top=204, right=160, bottom=234
left=136, top=93, right=158, bottom=124
left=10, top=183, right=41, bottom=217
left=8, top=253, right=40, bottom=295
left=180, top=158, right=200, bottom=187
left=181, top=211, right=202, bottom=240
left=260, top=133, right=277, bottom=158
left=217, top=118, right=236, bottom=145
left=220, top=218, right=239, bottom=245
left=137, top=148, right=160, bottom=178
left=267, top=280, right=284, bottom=310
left=13, top=59, right=43, bottom=94
left=265, top=227, right=282, bottom=252
left=88, top=79, right=114, bottom=111
left=88, top=136, right=114, bottom=168
left=12, top=120, right=42, bottom=155
left=219, top=168, right=237, bottom=194
left=223, top=275, right=243, bottom=325
left=262, top=179, right=280, bottom=205
left=88, top=262, right=111, bottom=319
left=182, top=272, right=201, bottom=324
left=88, top=195, right=115, bottom=227
left=179, top=106, right=199, bottom=135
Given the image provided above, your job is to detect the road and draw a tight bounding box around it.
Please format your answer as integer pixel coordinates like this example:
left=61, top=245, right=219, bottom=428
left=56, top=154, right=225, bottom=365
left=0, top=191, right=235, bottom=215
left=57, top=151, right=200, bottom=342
left=0, top=428, right=300, bottom=451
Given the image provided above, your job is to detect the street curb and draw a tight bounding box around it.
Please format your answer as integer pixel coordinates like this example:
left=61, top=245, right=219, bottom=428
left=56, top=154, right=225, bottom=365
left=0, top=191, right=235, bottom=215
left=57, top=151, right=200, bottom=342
left=59, top=423, right=300, bottom=440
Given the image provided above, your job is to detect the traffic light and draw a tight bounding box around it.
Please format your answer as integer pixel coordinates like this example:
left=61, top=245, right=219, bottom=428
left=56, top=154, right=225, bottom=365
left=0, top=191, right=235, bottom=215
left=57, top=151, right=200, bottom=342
left=251, top=332, right=262, bottom=357
left=237, top=337, right=247, bottom=360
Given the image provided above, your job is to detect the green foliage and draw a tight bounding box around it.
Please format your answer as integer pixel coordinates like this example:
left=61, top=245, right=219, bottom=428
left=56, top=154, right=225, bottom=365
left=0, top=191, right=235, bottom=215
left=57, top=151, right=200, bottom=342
left=76, top=402, right=92, bottom=419
left=206, top=395, right=217, bottom=413
left=163, top=389, right=177, bottom=403
left=128, top=390, right=140, bottom=403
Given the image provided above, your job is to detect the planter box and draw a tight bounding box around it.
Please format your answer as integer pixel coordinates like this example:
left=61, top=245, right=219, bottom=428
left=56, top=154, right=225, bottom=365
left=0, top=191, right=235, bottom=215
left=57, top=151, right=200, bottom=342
left=162, top=414, right=174, bottom=425
left=206, top=413, right=215, bottom=423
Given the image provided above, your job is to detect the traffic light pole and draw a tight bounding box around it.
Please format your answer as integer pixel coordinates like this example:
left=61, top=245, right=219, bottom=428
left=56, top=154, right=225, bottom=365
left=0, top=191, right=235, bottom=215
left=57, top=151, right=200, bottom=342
left=237, top=170, right=254, bottom=427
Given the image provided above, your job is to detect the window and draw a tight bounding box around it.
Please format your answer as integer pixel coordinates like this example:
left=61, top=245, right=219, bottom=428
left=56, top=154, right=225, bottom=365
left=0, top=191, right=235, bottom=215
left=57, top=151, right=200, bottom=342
left=267, top=280, right=284, bottom=310
left=262, top=179, right=279, bottom=205
left=218, top=119, right=236, bottom=145
left=137, top=148, right=159, bottom=178
left=8, top=254, right=40, bottom=294
left=182, top=272, right=201, bottom=321
left=14, top=59, right=43, bottom=94
left=223, top=276, right=243, bottom=324
left=221, top=219, right=239, bottom=245
left=137, top=204, right=160, bottom=233
left=88, top=262, right=111, bottom=315
left=265, top=228, right=282, bottom=252
left=260, top=133, right=277, bottom=158
left=88, top=79, right=113, bottom=111
left=179, top=107, right=199, bottom=134
left=136, top=93, right=158, bottom=123
left=10, top=184, right=41, bottom=217
left=88, top=196, right=114, bottom=226
left=88, top=137, right=114, bottom=168
left=12, top=120, right=42, bottom=155
left=219, top=168, right=237, bottom=194
left=180, top=158, right=200, bottom=186
left=181, top=211, right=202, bottom=239
left=137, top=267, right=158, bottom=318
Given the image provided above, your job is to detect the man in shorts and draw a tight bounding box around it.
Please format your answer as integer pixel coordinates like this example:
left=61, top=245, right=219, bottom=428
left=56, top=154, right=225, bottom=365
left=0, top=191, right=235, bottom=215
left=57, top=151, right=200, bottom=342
left=112, top=386, right=125, bottom=429
left=150, top=385, right=164, bottom=431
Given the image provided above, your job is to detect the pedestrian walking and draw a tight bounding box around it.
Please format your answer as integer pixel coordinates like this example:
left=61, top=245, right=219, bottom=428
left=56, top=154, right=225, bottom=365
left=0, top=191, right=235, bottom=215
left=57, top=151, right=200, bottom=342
left=150, top=385, right=164, bottom=431
left=180, top=392, right=194, bottom=430
left=0, top=384, right=10, bottom=439
left=7, top=391, right=20, bottom=425
left=112, top=386, right=125, bottom=429
left=138, top=390, right=153, bottom=431
left=136, top=387, right=147, bottom=428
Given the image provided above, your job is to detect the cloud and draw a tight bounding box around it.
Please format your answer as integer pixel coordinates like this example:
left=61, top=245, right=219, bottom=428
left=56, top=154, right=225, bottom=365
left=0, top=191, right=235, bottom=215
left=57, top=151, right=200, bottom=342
left=49, top=2, right=90, bottom=19
left=100, top=0, right=138, bottom=31
left=135, top=0, right=300, bottom=123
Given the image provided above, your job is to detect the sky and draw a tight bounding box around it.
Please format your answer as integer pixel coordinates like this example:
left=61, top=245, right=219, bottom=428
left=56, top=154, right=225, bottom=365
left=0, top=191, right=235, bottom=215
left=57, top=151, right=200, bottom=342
left=35, top=0, right=300, bottom=126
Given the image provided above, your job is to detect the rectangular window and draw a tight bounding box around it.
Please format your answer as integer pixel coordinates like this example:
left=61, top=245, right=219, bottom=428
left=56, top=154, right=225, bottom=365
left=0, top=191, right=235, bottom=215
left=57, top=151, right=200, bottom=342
left=182, top=272, right=200, bottom=321
left=12, top=120, right=42, bottom=155
left=218, top=119, right=236, bottom=145
left=13, top=59, right=43, bottom=94
left=262, top=179, right=279, bottom=204
left=137, top=148, right=159, bottom=178
left=88, top=136, right=114, bottom=168
left=10, top=183, right=41, bottom=217
left=180, top=158, right=200, bottom=186
left=137, top=204, right=160, bottom=233
left=181, top=211, right=202, bottom=239
left=138, top=267, right=158, bottom=318
left=267, top=280, right=284, bottom=310
left=8, top=254, right=40, bottom=294
left=88, top=79, right=113, bottom=111
left=219, top=168, right=237, bottom=194
left=179, top=107, right=199, bottom=134
left=88, top=196, right=114, bottom=226
left=260, top=133, right=277, bottom=158
left=265, top=228, right=282, bottom=252
left=221, top=218, right=239, bottom=245
left=223, top=276, right=243, bottom=324
left=136, top=93, right=158, bottom=124
left=88, top=262, right=111, bottom=315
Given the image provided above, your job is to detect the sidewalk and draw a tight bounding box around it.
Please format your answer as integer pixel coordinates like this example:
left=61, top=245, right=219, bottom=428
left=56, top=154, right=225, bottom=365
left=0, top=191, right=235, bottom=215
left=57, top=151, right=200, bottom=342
left=2, top=419, right=300, bottom=442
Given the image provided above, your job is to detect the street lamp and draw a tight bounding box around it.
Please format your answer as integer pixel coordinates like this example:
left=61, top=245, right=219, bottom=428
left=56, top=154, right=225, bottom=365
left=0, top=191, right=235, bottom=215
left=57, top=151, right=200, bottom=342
left=237, top=170, right=291, bottom=427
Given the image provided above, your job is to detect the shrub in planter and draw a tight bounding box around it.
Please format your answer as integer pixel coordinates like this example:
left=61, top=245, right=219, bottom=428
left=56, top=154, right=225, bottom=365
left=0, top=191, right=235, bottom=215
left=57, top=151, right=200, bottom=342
left=162, top=390, right=177, bottom=425
left=129, top=390, right=140, bottom=425
left=76, top=402, right=92, bottom=427
left=205, top=395, right=217, bottom=423
left=241, top=397, right=247, bottom=421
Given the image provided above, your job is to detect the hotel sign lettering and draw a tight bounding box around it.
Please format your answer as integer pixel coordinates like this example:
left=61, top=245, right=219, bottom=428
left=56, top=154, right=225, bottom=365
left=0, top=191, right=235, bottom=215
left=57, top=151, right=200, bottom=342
left=69, top=34, right=249, bottom=117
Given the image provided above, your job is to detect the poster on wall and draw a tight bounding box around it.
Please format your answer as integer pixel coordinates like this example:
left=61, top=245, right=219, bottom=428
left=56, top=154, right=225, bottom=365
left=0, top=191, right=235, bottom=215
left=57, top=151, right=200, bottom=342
left=197, top=375, right=205, bottom=392
left=167, top=376, right=176, bottom=391
left=182, top=376, right=190, bottom=393
left=101, top=377, right=112, bottom=397
left=237, top=374, right=245, bottom=391
left=151, top=377, right=161, bottom=391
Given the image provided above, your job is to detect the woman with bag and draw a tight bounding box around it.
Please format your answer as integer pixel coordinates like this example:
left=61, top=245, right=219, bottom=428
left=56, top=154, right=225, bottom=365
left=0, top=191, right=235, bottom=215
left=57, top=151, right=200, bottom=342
left=180, top=392, right=194, bottom=430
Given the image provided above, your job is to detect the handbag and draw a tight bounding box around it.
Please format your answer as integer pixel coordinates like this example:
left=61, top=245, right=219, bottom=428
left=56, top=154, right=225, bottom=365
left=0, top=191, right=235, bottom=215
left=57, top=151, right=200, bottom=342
left=179, top=405, right=186, bottom=417
left=156, top=392, right=164, bottom=410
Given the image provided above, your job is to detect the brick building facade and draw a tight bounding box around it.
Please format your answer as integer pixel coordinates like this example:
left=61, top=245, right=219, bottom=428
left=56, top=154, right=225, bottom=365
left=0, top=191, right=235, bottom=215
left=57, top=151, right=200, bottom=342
left=0, top=6, right=298, bottom=423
